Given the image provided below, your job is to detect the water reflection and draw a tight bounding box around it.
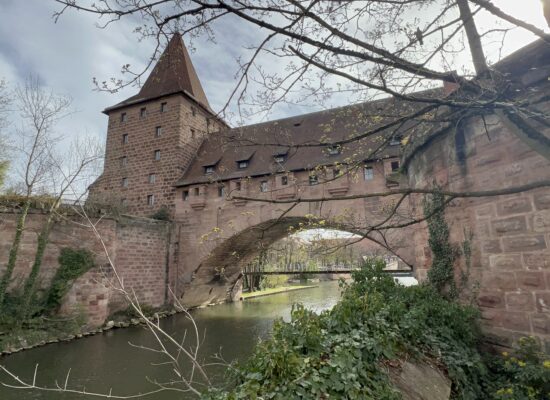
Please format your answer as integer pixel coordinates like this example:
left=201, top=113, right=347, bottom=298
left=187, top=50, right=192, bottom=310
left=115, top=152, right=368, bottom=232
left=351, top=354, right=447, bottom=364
left=0, top=281, right=343, bottom=399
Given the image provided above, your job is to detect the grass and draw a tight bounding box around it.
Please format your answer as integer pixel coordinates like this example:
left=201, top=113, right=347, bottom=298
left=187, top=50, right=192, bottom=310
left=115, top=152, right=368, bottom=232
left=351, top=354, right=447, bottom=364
left=241, top=285, right=317, bottom=299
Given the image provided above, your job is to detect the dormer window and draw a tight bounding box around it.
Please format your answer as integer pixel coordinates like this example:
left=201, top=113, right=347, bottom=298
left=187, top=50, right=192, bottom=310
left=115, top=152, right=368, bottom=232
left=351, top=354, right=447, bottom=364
left=390, top=136, right=402, bottom=146
left=309, top=174, right=318, bottom=186
left=238, top=160, right=249, bottom=169
left=328, top=146, right=340, bottom=155
left=274, top=155, right=286, bottom=163
left=205, top=165, right=215, bottom=174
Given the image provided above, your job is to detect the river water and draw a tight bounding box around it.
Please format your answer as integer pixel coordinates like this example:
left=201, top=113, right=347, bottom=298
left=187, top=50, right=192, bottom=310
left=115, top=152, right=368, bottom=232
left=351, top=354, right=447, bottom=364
left=0, top=281, right=343, bottom=399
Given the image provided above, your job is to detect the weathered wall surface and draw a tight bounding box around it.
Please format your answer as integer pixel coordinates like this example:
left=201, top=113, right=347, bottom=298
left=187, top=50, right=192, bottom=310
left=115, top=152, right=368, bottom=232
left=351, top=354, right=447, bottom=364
left=0, top=211, right=171, bottom=327
left=407, top=111, right=550, bottom=350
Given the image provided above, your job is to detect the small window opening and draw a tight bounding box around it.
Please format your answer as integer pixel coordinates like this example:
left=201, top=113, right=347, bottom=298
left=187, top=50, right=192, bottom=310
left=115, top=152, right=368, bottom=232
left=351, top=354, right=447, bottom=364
left=328, top=146, right=340, bottom=155
left=140, top=107, right=147, bottom=118
left=147, top=194, right=155, bottom=206
left=121, top=156, right=128, bottom=166
left=391, top=161, right=400, bottom=171
left=238, top=160, right=249, bottom=169
left=364, top=166, right=374, bottom=181
left=154, top=150, right=161, bottom=160
left=218, top=186, right=225, bottom=197
left=121, top=198, right=127, bottom=206
left=183, top=190, right=189, bottom=201
left=155, top=126, right=162, bottom=137
left=120, top=112, right=127, bottom=122
left=194, top=187, right=200, bottom=196
left=122, top=134, right=129, bottom=144
left=309, top=174, right=318, bottom=186
left=191, top=107, right=196, bottom=117
left=390, top=136, right=402, bottom=146
left=260, top=181, right=268, bottom=193
left=281, top=176, right=288, bottom=185
left=191, top=129, right=196, bottom=139
left=148, top=174, right=156, bottom=184
left=205, top=165, right=214, bottom=174
left=121, top=177, right=128, bottom=187
left=160, top=102, right=167, bottom=113
left=235, top=181, right=242, bottom=191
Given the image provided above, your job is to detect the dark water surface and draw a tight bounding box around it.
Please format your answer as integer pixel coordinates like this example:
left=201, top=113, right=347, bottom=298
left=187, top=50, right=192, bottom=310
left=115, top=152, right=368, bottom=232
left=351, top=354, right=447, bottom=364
left=0, top=281, right=342, bottom=399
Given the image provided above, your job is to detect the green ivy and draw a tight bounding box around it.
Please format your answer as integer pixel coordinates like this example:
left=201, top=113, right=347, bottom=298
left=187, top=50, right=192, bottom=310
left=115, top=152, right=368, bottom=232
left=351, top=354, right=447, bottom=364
left=43, top=248, right=95, bottom=312
left=423, top=189, right=459, bottom=297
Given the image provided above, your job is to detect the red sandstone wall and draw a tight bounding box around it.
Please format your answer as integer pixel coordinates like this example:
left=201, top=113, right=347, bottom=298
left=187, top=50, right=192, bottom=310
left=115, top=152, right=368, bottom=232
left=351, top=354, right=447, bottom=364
left=407, top=112, right=550, bottom=351
left=0, top=210, right=171, bottom=327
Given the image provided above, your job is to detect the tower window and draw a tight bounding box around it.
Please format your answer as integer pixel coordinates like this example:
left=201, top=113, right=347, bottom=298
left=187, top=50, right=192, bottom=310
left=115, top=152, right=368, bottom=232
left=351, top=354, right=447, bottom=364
left=238, top=161, right=249, bottom=169
left=260, top=181, right=268, bottom=193
left=391, top=161, right=400, bottom=171
left=182, top=190, right=189, bottom=201
left=364, top=166, right=374, bottom=181
left=155, top=126, right=162, bottom=137
left=281, top=176, right=288, bottom=185
left=328, top=146, right=340, bottom=155
left=218, top=186, right=225, bottom=197
left=191, top=129, right=196, bottom=139
left=154, top=150, right=161, bottom=160
left=140, top=107, right=147, bottom=118
left=147, top=194, right=155, bottom=206
left=121, top=156, right=128, bottom=166
left=121, top=177, right=128, bottom=187
left=160, top=102, right=167, bottom=113
left=309, top=174, right=318, bottom=186
left=120, top=112, right=127, bottom=122
left=148, top=174, right=156, bottom=184
left=122, top=134, right=128, bottom=144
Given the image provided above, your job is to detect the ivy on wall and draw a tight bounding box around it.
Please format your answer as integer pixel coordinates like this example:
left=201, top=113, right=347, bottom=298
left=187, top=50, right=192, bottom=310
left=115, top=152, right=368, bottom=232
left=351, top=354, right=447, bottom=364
left=43, top=248, right=95, bottom=312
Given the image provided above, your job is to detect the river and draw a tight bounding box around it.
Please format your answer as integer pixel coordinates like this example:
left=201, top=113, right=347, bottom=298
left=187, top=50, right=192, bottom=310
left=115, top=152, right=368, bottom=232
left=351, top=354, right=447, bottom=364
left=0, top=281, right=343, bottom=399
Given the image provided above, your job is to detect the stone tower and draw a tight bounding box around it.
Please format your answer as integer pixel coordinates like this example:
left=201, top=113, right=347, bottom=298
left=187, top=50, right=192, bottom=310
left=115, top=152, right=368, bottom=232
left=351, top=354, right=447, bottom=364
left=89, top=34, right=225, bottom=217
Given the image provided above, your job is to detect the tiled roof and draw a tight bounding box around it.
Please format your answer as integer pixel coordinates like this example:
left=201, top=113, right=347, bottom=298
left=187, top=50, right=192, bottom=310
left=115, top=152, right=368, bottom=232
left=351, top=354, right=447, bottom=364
left=175, top=92, right=441, bottom=186
left=104, top=33, right=212, bottom=113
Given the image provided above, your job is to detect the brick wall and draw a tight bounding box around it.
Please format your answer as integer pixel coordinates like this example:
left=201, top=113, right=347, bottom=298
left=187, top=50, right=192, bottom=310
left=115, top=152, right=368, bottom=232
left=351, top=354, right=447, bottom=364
left=89, top=93, right=224, bottom=217
left=0, top=210, right=171, bottom=327
left=407, top=111, right=550, bottom=350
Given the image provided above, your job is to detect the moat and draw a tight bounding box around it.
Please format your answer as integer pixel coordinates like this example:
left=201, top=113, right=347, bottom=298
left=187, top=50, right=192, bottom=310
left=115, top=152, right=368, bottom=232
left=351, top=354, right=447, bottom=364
left=0, top=281, right=342, bottom=399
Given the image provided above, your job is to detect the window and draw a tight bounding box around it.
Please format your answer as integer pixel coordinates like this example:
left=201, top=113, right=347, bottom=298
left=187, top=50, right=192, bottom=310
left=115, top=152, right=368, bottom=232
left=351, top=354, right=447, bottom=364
left=161, top=102, right=167, bottom=113
left=155, top=126, right=162, bottom=137
left=122, top=134, right=128, bottom=144
left=191, top=129, right=196, bottom=139
left=309, top=174, right=318, bottom=186
left=218, top=186, right=225, bottom=197
left=328, top=146, right=340, bottom=155
left=120, top=112, right=127, bottom=122
left=281, top=175, right=288, bottom=185
left=274, top=155, right=286, bottom=163
left=260, top=181, right=268, bottom=193
left=238, top=160, right=249, bottom=169
left=364, top=166, right=374, bottom=181
left=121, top=156, right=128, bottom=166
left=390, top=136, right=401, bottom=146
left=205, top=117, right=210, bottom=126
left=235, top=181, right=242, bottom=191
left=154, top=150, right=161, bottom=160
left=191, top=107, right=196, bottom=117
left=205, top=165, right=214, bottom=174
left=194, top=187, right=200, bottom=196
left=391, top=161, right=400, bottom=171
left=140, top=107, right=147, bottom=118
left=121, top=198, right=127, bottom=206
left=147, top=194, right=155, bottom=206
left=121, top=177, right=128, bottom=187
left=182, top=190, right=189, bottom=201
left=148, top=174, right=156, bottom=184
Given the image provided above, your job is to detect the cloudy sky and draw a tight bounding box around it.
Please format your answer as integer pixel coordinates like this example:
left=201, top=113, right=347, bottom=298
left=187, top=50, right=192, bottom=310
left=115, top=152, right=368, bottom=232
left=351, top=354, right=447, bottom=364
left=0, top=0, right=547, bottom=177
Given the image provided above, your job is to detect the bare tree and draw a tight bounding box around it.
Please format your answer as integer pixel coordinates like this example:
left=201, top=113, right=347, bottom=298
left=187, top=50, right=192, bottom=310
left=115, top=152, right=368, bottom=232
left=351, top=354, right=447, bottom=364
left=0, top=79, right=11, bottom=188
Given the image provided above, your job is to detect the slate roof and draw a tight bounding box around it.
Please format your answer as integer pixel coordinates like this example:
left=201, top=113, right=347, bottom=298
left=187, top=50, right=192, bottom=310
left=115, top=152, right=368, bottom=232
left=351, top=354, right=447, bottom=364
left=175, top=92, right=443, bottom=186
left=104, top=34, right=213, bottom=114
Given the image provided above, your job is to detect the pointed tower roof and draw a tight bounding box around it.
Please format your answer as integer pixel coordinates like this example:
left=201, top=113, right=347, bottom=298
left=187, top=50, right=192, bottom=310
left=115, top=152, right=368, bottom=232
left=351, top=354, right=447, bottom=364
left=104, top=34, right=212, bottom=113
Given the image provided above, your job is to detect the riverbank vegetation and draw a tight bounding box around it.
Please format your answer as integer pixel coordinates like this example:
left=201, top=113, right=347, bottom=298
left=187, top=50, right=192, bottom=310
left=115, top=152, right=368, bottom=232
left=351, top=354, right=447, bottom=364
left=206, top=259, right=550, bottom=400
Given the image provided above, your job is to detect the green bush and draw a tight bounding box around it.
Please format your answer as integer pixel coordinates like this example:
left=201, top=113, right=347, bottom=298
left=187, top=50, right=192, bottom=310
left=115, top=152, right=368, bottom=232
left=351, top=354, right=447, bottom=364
left=204, top=259, right=493, bottom=399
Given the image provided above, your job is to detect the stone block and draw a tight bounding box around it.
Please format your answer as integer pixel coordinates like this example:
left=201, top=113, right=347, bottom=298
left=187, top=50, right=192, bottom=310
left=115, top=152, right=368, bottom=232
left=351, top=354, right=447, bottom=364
left=534, top=192, right=550, bottom=210
left=497, top=197, right=532, bottom=216
left=533, top=210, right=550, bottom=233
left=491, top=216, right=527, bottom=236
left=502, top=235, right=546, bottom=252
left=505, top=292, right=534, bottom=311
left=477, top=292, right=505, bottom=308
left=531, top=313, right=550, bottom=334
left=523, top=252, right=550, bottom=270
left=480, top=239, right=502, bottom=254
left=489, top=254, right=522, bottom=270
left=481, top=272, right=517, bottom=291
left=516, top=271, right=546, bottom=290
left=535, top=292, right=550, bottom=312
